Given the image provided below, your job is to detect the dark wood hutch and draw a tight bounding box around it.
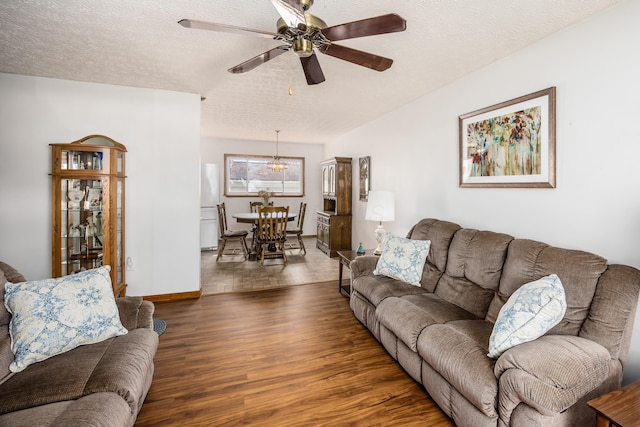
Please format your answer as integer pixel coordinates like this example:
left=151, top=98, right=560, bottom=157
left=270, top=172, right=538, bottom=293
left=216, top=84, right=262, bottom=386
left=316, top=157, right=352, bottom=257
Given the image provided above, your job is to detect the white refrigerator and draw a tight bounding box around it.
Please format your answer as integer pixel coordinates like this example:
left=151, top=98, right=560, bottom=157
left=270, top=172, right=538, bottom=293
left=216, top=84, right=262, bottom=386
left=200, top=163, right=220, bottom=250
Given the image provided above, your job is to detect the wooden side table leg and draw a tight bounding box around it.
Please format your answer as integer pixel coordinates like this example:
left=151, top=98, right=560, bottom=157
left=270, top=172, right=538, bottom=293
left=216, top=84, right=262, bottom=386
left=338, top=259, right=344, bottom=294
left=596, top=415, right=611, bottom=427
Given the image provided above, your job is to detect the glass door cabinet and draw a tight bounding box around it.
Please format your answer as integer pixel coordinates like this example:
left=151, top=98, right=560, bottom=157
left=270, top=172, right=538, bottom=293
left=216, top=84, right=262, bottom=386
left=50, top=135, right=127, bottom=296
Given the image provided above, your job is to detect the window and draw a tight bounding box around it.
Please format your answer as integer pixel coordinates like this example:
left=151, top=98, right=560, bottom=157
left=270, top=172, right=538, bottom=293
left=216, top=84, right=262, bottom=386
left=224, top=154, right=304, bottom=196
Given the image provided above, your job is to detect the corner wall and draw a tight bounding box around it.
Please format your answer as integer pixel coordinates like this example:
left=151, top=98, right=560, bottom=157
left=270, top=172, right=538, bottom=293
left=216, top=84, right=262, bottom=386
left=0, top=73, right=201, bottom=297
left=326, top=0, right=640, bottom=383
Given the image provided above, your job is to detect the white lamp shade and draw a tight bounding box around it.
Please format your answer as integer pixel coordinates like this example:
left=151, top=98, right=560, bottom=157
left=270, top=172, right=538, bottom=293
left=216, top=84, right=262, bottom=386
left=365, top=191, right=395, bottom=222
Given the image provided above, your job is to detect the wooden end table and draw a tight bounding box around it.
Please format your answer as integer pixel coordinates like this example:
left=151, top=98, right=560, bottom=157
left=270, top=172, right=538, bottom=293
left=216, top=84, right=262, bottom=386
left=336, top=250, right=375, bottom=297
left=587, top=381, right=640, bottom=427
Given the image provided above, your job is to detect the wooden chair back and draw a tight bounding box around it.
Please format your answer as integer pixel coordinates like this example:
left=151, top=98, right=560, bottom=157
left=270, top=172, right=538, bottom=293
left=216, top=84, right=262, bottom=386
left=215, top=202, right=249, bottom=261
left=250, top=201, right=272, bottom=213
left=217, top=202, right=228, bottom=235
left=256, top=206, right=289, bottom=266
left=257, top=206, right=289, bottom=243
left=296, top=202, right=307, bottom=230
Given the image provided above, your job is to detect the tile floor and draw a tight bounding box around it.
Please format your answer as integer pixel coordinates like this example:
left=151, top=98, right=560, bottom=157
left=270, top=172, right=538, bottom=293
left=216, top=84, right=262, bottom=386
left=200, top=237, right=341, bottom=295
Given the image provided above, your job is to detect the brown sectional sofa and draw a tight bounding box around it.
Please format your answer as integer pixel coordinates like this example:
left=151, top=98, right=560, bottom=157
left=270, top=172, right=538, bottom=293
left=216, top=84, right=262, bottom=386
left=349, top=219, right=640, bottom=426
left=0, top=261, right=158, bottom=426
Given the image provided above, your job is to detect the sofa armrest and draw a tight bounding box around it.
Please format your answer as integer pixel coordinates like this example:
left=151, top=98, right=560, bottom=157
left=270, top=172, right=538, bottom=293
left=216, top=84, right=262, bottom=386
left=350, top=256, right=379, bottom=279
left=116, top=296, right=155, bottom=330
left=494, top=335, right=616, bottom=425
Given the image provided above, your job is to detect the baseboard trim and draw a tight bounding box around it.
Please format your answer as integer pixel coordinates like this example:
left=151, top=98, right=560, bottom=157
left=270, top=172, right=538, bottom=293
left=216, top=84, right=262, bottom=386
left=144, top=290, right=201, bottom=302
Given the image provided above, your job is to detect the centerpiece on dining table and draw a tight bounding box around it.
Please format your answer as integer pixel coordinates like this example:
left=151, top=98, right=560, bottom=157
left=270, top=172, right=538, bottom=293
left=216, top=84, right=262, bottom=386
left=258, top=190, right=275, bottom=207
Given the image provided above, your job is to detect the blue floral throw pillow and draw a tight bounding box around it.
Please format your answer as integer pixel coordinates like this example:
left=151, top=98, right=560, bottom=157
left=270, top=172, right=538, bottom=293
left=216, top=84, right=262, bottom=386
left=4, top=266, right=127, bottom=372
left=373, top=235, right=431, bottom=286
left=487, top=274, right=566, bottom=358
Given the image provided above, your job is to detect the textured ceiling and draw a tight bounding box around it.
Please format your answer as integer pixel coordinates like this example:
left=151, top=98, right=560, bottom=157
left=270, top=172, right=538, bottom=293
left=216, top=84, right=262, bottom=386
left=0, top=0, right=621, bottom=144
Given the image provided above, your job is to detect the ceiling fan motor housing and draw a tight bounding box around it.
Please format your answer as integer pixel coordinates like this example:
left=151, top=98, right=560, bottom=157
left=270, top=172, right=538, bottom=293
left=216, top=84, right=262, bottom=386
left=277, top=12, right=327, bottom=57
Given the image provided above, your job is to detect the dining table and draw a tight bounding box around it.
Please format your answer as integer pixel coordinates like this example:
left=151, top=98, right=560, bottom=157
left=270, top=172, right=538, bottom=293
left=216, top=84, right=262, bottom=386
left=232, top=211, right=298, bottom=260
left=232, top=212, right=297, bottom=224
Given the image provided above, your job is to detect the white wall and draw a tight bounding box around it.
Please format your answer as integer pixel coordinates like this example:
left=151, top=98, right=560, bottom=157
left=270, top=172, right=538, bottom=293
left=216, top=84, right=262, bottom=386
left=201, top=138, right=324, bottom=235
left=0, top=74, right=201, bottom=297
left=327, top=0, right=640, bottom=383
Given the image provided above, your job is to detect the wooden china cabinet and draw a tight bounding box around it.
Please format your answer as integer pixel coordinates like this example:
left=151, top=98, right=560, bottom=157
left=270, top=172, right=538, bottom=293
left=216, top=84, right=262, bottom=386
left=316, top=157, right=352, bottom=257
left=50, top=135, right=127, bottom=297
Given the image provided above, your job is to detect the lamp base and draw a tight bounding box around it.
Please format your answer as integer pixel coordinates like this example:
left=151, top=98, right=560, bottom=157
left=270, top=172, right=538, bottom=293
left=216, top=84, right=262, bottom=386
left=373, top=223, right=386, bottom=255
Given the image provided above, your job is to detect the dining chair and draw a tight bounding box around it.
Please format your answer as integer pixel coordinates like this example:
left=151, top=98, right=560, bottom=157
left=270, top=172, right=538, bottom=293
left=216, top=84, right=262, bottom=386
left=286, top=202, right=307, bottom=254
left=249, top=201, right=273, bottom=248
left=216, top=202, right=249, bottom=261
left=256, top=206, right=289, bottom=267
left=249, top=201, right=272, bottom=212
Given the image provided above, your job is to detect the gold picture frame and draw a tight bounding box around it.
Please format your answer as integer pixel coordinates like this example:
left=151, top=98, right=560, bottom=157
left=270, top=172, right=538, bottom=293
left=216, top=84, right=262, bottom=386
left=459, top=87, right=556, bottom=188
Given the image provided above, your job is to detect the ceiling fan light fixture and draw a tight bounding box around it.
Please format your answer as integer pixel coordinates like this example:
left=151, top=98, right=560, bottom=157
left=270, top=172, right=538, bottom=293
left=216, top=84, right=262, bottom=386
left=293, top=39, right=313, bottom=57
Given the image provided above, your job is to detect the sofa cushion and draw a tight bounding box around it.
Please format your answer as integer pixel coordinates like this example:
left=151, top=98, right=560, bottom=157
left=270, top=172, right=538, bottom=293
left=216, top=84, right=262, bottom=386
left=0, top=392, right=133, bottom=427
left=374, top=235, right=431, bottom=286
left=406, top=219, right=461, bottom=291
left=0, top=328, right=158, bottom=416
left=494, top=335, right=616, bottom=424
left=417, top=320, right=498, bottom=418
left=435, top=229, right=513, bottom=319
left=4, top=266, right=128, bottom=372
left=487, top=239, right=607, bottom=335
left=351, top=273, right=427, bottom=307
left=0, top=337, right=113, bottom=415
left=376, top=294, right=476, bottom=351
left=487, top=274, right=566, bottom=358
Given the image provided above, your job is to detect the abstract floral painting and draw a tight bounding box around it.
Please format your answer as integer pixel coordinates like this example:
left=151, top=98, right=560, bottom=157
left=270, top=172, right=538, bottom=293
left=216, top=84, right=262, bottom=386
left=459, top=87, right=556, bottom=188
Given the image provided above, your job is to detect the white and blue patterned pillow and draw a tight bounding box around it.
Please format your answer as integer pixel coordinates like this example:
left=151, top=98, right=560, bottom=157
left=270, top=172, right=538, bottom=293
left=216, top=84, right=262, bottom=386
left=4, top=266, right=127, bottom=372
left=487, top=274, right=566, bottom=358
left=373, top=235, right=431, bottom=286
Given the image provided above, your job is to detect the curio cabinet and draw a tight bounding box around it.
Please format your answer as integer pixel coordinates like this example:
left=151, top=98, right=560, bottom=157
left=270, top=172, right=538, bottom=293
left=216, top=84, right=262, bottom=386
left=50, top=135, right=127, bottom=296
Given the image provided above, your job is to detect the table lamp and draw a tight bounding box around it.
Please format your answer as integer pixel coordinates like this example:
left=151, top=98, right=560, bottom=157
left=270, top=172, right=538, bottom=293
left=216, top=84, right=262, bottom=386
left=365, top=191, right=395, bottom=255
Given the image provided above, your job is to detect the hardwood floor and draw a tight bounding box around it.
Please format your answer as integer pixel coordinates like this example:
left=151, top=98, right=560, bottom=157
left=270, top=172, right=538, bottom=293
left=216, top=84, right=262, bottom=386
left=135, top=282, right=453, bottom=426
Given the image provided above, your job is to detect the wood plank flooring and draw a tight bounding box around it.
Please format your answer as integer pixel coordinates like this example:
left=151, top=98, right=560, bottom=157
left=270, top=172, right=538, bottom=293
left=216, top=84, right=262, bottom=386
left=135, top=281, right=453, bottom=426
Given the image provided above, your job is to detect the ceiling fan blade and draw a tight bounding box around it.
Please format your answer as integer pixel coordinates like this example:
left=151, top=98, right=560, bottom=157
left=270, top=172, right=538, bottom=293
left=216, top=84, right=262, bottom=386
left=300, top=53, right=325, bottom=85
left=319, top=44, right=393, bottom=72
left=228, top=46, right=290, bottom=74
left=320, top=13, right=406, bottom=42
left=178, top=19, right=278, bottom=39
left=270, top=0, right=307, bottom=31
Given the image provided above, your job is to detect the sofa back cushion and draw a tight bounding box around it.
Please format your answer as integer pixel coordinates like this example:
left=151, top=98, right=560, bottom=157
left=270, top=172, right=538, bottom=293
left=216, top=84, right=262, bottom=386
left=406, top=219, right=461, bottom=292
left=0, top=262, right=25, bottom=284
left=487, top=239, right=607, bottom=336
left=435, top=228, right=513, bottom=319
left=579, top=264, right=640, bottom=363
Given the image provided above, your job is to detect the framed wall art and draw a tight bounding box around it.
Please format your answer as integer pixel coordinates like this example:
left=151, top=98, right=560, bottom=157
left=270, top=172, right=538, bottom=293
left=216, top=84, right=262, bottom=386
left=359, top=156, right=370, bottom=200
left=459, top=87, right=556, bottom=188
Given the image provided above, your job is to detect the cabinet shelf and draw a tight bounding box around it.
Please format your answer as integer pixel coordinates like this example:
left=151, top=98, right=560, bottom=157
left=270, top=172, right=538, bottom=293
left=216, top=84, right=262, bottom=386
left=69, top=252, right=103, bottom=261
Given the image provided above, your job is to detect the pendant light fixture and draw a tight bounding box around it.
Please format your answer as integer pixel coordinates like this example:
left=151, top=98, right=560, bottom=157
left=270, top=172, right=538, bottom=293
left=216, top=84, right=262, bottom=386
left=269, top=130, right=288, bottom=172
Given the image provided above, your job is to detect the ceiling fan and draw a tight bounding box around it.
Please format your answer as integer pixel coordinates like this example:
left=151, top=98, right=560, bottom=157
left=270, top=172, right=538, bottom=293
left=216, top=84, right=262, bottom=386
left=178, top=0, right=406, bottom=85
